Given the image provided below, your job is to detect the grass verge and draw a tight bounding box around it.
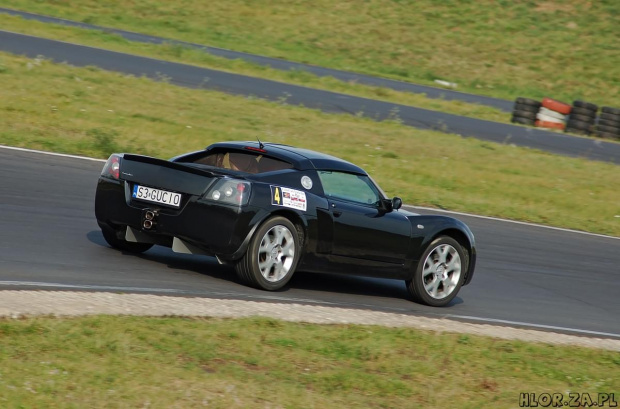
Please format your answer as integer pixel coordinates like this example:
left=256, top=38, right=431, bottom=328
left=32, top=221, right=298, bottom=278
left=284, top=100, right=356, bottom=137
left=1, top=52, right=619, bottom=236
left=0, top=13, right=511, bottom=124
left=3, top=0, right=619, bottom=107
left=0, top=315, right=618, bottom=408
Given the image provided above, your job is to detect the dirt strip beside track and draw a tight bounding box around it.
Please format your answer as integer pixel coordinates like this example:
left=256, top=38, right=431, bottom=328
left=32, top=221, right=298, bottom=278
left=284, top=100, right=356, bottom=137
left=1, top=291, right=618, bottom=351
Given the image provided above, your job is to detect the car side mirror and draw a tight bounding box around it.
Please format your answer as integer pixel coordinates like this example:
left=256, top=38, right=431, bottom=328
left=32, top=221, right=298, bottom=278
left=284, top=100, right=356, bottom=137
left=380, top=197, right=402, bottom=212
left=381, top=199, right=393, bottom=212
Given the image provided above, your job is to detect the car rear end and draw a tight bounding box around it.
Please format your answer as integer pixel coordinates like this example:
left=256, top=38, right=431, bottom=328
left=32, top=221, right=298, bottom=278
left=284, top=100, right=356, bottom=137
left=95, top=153, right=259, bottom=258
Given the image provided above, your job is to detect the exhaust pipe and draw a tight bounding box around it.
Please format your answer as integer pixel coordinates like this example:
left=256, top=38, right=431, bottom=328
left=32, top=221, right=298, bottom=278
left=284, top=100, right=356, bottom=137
left=142, top=209, right=159, bottom=230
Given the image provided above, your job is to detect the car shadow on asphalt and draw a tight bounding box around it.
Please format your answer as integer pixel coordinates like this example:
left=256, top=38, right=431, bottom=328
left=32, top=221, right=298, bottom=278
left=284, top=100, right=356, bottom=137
left=290, top=272, right=464, bottom=308
left=87, top=230, right=232, bottom=280
left=87, top=230, right=463, bottom=307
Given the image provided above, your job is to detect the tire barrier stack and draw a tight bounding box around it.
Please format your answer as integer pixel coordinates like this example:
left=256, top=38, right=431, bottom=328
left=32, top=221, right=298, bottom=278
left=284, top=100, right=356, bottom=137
left=512, top=97, right=620, bottom=141
left=511, top=97, right=541, bottom=126
left=566, top=100, right=597, bottom=136
left=535, top=98, right=570, bottom=131
left=596, top=106, right=620, bottom=140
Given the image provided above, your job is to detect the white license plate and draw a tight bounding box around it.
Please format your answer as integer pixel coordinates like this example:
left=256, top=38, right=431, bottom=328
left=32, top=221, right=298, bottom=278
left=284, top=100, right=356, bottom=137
left=132, top=184, right=182, bottom=208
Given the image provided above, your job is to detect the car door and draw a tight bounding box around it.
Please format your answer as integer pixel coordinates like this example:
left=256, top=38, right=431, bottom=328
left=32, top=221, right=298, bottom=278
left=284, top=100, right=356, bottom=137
left=318, top=171, right=411, bottom=265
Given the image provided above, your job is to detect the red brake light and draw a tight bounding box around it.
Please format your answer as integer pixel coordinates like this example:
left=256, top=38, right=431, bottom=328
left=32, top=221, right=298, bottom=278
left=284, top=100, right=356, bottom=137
left=236, top=182, right=248, bottom=203
left=102, top=154, right=121, bottom=180
left=244, top=146, right=266, bottom=153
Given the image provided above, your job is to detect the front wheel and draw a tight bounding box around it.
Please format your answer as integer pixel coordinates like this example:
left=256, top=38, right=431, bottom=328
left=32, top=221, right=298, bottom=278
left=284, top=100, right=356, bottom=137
left=101, top=225, right=154, bottom=254
left=406, top=236, right=466, bottom=307
left=235, top=216, right=300, bottom=291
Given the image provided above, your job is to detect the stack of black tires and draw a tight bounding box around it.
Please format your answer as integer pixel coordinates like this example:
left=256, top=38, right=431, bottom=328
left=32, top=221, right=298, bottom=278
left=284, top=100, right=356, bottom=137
left=511, top=97, right=541, bottom=126
left=565, top=101, right=597, bottom=136
left=511, top=97, right=620, bottom=141
left=596, top=107, right=620, bottom=140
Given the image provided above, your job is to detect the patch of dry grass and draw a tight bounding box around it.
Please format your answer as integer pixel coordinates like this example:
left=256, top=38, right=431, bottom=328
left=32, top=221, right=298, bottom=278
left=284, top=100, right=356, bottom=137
left=4, top=0, right=619, bottom=106
left=0, top=316, right=618, bottom=408
left=1, top=52, right=618, bottom=236
left=0, top=13, right=511, bottom=124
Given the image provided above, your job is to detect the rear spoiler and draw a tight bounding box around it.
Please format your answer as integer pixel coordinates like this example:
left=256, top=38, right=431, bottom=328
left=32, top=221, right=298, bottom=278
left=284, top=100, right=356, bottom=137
left=123, top=154, right=217, bottom=177
left=120, top=154, right=218, bottom=195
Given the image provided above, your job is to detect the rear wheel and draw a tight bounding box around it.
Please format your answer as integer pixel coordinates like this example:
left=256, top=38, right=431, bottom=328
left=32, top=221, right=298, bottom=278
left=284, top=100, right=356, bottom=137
left=101, top=226, right=153, bottom=253
left=406, top=236, right=466, bottom=307
left=235, top=216, right=300, bottom=291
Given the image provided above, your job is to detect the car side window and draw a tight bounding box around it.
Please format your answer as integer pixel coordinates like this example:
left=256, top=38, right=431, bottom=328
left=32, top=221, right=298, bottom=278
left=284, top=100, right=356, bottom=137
left=318, top=171, right=381, bottom=206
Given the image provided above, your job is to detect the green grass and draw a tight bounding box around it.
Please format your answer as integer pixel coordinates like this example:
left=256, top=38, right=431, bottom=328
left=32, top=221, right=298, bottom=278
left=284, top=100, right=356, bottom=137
left=1, top=52, right=618, bottom=236
left=4, top=0, right=620, bottom=107
left=0, top=13, right=512, bottom=125
left=0, top=316, right=618, bottom=408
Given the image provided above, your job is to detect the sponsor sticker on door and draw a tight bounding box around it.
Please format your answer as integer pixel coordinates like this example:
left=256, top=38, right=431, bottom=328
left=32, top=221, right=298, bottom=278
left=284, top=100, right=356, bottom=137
left=271, top=186, right=307, bottom=211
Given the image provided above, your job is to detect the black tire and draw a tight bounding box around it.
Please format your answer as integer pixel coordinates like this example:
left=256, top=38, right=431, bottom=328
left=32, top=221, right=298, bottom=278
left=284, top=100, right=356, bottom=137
left=512, top=109, right=537, bottom=120
left=101, top=226, right=153, bottom=253
left=515, top=97, right=541, bottom=107
left=406, top=236, right=466, bottom=307
left=570, top=107, right=597, bottom=118
left=566, top=120, right=592, bottom=131
left=595, top=131, right=620, bottom=140
left=602, top=106, right=620, bottom=116
left=511, top=115, right=535, bottom=126
left=235, top=216, right=300, bottom=291
left=568, top=113, right=596, bottom=123
left=513, top=103, right=540, bottom=113
left=598, top=118, right=620, bottom=128
left=565, top=127, right=591, bottom=136
left=599, top=112, right=620, bottom=123
left=572, top=100, right=598, bottom=111
left=596, top=124, right=620, bottom=135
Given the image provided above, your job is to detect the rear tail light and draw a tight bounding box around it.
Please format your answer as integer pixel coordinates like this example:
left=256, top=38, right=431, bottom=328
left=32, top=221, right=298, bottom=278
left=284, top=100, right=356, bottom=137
left=101, top=154, right=122, bottom=180
left=203, top=179, right=251, bottom=206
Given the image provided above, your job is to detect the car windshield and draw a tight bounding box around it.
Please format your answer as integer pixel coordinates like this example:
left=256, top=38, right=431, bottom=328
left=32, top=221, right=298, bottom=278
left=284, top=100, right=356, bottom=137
left=180, top=150, right=293, bottom=174
left=318, top=171, right=382, bottom=206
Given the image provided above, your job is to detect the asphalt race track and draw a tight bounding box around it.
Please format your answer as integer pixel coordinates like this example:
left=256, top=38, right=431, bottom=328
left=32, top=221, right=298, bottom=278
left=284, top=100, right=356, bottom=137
left=0, top=6, right=515, bottom=112
left=2, top=30, right=620, bottom=164
left=1, top=147, right=618, bottom=338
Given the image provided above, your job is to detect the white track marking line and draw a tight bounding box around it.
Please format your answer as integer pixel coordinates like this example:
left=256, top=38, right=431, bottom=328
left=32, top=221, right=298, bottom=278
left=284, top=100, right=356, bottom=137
left=1, top=144, right=617, bottom=240
left=0, top=145, right=105, bottom=162
left=403, top=205, right=619, bottom=241
left=446, top=314, right=620, bottom=339
left=0, top=280, right=186, bottom=293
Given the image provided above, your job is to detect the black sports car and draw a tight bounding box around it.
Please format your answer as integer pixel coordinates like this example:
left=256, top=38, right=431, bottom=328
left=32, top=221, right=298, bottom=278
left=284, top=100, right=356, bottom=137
left=95, top=141, right=476, bottom=306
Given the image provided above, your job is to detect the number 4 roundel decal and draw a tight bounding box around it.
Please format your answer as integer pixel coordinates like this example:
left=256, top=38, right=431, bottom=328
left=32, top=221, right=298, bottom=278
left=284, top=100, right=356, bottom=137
left=270, top=185, right=307, bottom=211
left=272, top=186, right=281, bottom=205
